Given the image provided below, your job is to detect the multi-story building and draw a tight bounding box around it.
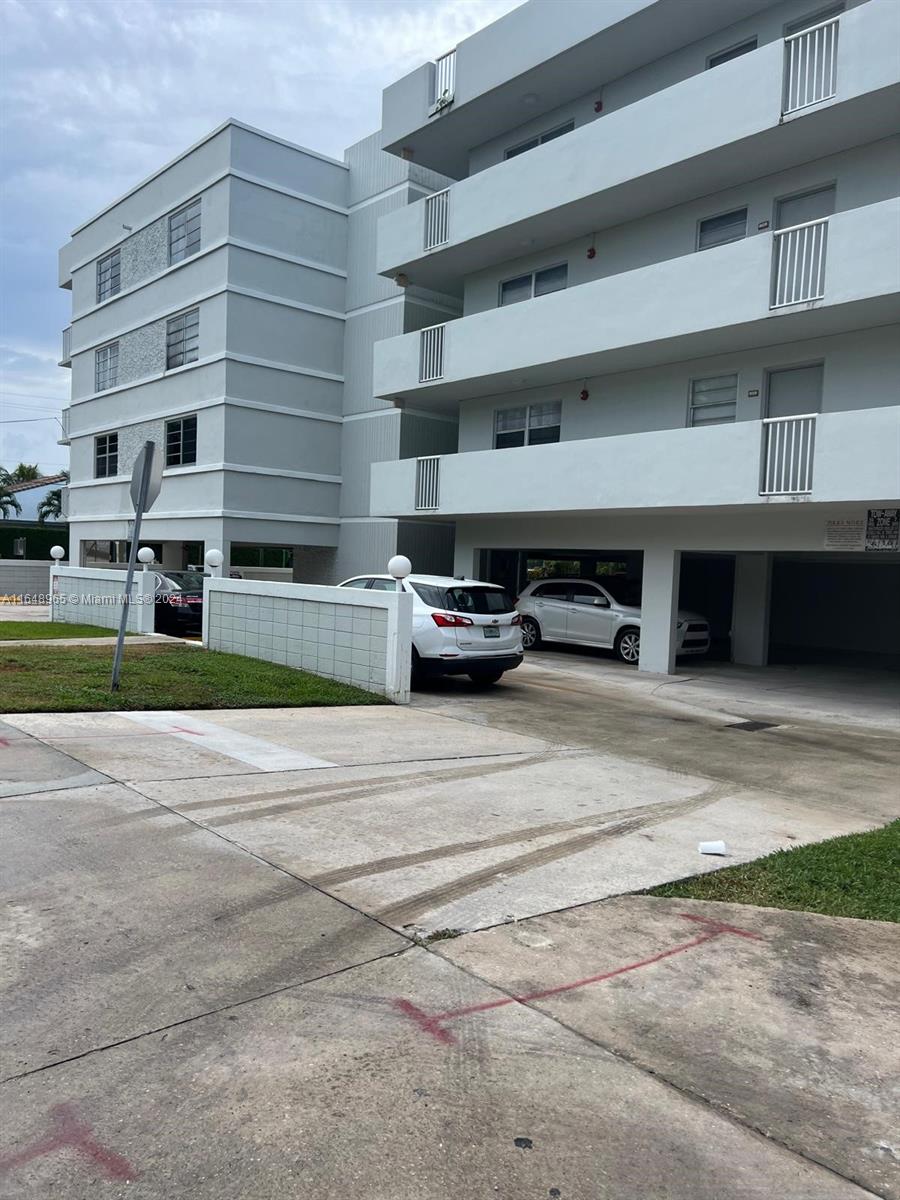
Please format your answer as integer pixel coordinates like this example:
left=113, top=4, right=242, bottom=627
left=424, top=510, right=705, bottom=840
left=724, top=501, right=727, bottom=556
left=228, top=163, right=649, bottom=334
left=58, top=121, right=457, bottom=583
left=59, top=0, right=900, bottom=671
left=370, top=0, right=900, bottom=670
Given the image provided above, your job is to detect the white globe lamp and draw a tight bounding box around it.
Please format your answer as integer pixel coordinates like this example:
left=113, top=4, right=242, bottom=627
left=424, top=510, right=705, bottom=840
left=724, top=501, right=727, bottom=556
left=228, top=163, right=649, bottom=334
left=387, top=555, right=412, bottom=591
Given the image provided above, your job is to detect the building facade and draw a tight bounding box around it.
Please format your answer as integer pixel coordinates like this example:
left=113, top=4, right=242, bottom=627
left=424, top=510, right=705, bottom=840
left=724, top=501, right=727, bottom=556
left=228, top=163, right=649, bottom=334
left=58, top=121, right=457, bottom=583
left=60, top=0, right=900, bottom=670
left=370, top=0, right=900, bottom=670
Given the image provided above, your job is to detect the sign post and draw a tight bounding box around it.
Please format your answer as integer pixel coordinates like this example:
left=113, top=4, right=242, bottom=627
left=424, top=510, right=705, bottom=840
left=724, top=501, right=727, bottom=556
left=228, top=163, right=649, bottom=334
left=110, top=441, right=163, bottom=691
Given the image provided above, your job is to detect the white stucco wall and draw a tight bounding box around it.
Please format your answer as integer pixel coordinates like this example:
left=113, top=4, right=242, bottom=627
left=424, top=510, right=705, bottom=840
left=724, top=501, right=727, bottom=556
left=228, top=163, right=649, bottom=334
left=203, top=577, right=412, bottom=702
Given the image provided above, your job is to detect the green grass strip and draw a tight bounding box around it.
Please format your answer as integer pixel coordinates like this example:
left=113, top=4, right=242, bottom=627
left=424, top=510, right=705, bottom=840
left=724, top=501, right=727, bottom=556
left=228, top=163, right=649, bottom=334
left=648, top=820, right=900, bottom=922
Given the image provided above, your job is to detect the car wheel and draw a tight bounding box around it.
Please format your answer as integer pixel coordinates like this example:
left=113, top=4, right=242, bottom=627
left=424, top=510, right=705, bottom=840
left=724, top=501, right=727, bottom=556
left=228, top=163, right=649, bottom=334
left=468, top=669, right=505, bottom=686
left=614, top=627, right=641, bottom=665
left=520, top=616, right=542, bottom=650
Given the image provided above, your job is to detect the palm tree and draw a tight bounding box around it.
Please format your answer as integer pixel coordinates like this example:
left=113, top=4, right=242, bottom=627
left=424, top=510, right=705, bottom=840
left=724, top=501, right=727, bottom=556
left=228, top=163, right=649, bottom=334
left=0, top=468, right=22, bottom=519
left=10, top=463, right=41, bottom=482
left=37, top=471, right=70, bottom=523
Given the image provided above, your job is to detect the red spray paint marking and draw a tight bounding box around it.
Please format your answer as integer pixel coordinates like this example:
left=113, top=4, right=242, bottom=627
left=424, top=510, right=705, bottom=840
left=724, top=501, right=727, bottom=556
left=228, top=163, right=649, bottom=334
left=0, top=1103, right=136, bottom=1182
left=393, top=913, right=762, bottom=1046
left=0, top=737, right=11, bottom=748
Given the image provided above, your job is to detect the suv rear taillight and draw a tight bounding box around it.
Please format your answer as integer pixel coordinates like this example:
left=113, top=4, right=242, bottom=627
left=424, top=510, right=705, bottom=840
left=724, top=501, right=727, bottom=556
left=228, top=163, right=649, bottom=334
left=432, top=612, right=474, bottom=627
left=511, top=613, right=522, bottom=625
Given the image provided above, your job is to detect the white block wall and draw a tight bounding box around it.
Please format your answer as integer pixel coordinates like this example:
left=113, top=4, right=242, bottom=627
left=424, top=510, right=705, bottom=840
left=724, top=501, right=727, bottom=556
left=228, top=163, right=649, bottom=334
left=203, top=577, right=413, bottom=703
left=50, top=566, right=156, bottom=633
left=0, top=560, right=60, bottom=602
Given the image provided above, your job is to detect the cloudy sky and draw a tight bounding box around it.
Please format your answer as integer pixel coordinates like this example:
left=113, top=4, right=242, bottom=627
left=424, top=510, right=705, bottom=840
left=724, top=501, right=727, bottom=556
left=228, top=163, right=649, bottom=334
left=0, top=0, right=519, bottom=476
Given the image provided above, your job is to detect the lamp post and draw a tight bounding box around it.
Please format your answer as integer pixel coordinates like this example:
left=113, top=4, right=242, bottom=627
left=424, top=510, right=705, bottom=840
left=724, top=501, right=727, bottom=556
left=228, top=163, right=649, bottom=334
left=387, top=554, right=412, bottom=593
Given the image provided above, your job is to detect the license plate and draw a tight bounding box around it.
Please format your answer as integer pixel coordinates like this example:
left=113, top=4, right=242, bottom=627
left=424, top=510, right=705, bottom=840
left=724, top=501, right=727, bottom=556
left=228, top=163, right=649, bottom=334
left=483, top=626, right=500, bottom=638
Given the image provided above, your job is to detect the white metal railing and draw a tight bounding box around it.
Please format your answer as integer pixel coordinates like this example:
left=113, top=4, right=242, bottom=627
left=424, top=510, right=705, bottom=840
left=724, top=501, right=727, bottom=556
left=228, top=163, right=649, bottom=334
left=771, top=217, right=828, bottom=308
left=61, top=326, right=72, bottom=364
left=415, top=456, right=441, bottom=510
left=419, top=324, right=446, bottom=382
left=783, top=16, right=839, bottom=114
left=57, top=409, right=70, bottom=446
left=760, top=414, right=817, bottom=495
left=433, top=49, right=456, bottom=109
left=424, top=188, right=451, bottom=250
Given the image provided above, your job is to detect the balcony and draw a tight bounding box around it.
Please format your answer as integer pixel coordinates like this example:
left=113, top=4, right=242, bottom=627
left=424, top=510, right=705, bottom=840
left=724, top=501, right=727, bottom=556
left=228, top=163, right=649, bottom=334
left=59, top=326, right=72, bottom=367
left=381, top=0, right=787, bottom=176
left=373, top=199, right=900, bottom=407
left=57, top=409, right=70, bottom=447
left=372, top=406, right=900, bottom=520
left=377, top=1, right=900, bottom=292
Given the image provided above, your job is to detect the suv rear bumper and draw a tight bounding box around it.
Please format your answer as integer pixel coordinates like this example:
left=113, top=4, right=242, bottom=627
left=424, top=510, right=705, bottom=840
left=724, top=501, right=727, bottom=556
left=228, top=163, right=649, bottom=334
left=419, top=653, right=524, bottom=677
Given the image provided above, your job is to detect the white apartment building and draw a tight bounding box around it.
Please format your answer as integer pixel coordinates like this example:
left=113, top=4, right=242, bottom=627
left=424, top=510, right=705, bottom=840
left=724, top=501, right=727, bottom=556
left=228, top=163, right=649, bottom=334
left=58, top=122, right=458, bottom=583
left=59, top=0, right=900, bottom=672
left=370, top=0, right=900, bottom=671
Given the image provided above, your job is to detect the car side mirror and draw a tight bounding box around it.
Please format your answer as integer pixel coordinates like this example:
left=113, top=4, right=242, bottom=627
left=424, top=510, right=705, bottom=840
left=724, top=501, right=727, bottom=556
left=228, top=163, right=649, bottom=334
left=593, top=596, right=610, bottom=607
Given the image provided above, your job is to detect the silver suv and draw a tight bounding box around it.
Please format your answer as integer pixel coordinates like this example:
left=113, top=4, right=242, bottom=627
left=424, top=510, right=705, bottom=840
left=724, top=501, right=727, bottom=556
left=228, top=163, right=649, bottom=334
left=516, top=577, right=710, bottom=664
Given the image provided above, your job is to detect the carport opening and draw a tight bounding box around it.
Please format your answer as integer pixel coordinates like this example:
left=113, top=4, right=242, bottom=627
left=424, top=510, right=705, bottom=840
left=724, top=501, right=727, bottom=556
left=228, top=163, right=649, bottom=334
left=480, top=549, right=734, bottom=663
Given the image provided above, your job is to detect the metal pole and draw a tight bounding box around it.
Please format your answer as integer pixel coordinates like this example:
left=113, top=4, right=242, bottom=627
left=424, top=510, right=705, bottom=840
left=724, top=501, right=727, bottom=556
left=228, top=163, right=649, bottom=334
left=111, top=442, right=154, bottom=692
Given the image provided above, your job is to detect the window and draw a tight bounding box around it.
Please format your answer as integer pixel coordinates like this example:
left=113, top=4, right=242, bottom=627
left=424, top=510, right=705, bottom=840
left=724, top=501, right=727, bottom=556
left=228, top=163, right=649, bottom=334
left=94, top=433, right=118, bottom=478
left=369, top=578, right=399, bottom=592
left=166, top=309, right=199, bottom=369
left=707, top=39, right=757, bottom=69
left=168, top=198, right=201, bottom=264
left=532, top=583, right=569, bottom=600
left=500, top=263, right=568, bottom=306
left=165, top=415, right=197, bottom=467
left=410, top=583, right=515, bottom=613
left=505, top=121, right=575, bottom=160
left=95, top=342, right=119, bottom=391
left=96, top=249, right=121, bottom=302
left=568, top=583, right=605, bottom=605
left=689, top=375, right=738, bottom=426
left=698, top=208, right=747, bottom=250
left=494, top=401, right=561, bottom=448
left=340, top=578, right=373, bottom=589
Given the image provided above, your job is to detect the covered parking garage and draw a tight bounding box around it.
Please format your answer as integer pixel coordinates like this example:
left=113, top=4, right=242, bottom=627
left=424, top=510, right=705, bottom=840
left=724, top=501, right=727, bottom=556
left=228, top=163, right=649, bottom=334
left=452, top=505, right=900, bottom=675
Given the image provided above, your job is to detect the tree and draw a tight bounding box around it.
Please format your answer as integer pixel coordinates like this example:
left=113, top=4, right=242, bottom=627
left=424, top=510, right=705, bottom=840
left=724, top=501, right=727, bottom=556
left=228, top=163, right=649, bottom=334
left=0, top=468, right=22, bottom=519
left=37, top=471, right=70, bottom=523
left=10, top=463, right=41, bottom=482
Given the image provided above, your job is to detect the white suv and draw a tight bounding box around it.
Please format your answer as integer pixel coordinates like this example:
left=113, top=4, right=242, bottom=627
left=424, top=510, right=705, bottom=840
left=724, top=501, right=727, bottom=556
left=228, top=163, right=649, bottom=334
left=516, top=577, right=710, bottom=664
left=338, top=573, right=524, bottom=685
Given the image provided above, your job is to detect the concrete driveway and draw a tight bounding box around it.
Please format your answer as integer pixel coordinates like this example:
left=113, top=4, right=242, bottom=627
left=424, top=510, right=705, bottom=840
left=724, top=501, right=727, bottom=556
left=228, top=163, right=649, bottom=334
left=2, top=655, right=898, bottom=1197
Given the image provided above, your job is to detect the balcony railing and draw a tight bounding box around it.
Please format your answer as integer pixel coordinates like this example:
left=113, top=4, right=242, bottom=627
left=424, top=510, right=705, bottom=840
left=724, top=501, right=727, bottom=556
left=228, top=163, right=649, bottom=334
left=415, top=456, right=441, bottom=510
left=60, top=326, right=72, bottom=367
left=760, top=413, right=817, bottom=495
left=424, top=188, right=451, bottom=250
left=783, top=16, right=839, bottom=115
left=57, top=409, right=70, bottom=446
left=419, top=324, right=446, bottom=382
left=432, top=49, right=456, bottom=110
left=771, top=218, right=828, bottom=308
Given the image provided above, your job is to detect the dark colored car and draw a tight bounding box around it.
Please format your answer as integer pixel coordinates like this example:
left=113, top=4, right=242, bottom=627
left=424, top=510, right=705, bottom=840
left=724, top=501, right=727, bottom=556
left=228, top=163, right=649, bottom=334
left=153, top=570, right=206, bottom=636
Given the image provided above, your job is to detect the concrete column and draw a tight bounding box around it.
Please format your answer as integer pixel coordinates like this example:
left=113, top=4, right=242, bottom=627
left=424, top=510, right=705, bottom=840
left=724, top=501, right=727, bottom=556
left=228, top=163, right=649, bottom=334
left=732, top=553, right=772, bottom=666
left=453, top=535, right=479, bottom=580
left=639, top=546, right=681, bottom=675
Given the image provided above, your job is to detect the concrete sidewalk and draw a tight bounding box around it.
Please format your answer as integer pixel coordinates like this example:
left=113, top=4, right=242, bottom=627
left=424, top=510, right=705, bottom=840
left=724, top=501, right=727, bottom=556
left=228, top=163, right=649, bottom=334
left=1, top=656, right=897, bottom=1197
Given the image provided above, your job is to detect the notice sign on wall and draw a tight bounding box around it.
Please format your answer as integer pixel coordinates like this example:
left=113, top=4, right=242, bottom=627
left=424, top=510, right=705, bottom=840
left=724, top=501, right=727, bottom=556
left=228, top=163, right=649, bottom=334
left=824, top=510, right=900, bottom=551
left=824, top=518, right=865, bottom=550
left=865, top=508, right=900, bottom=552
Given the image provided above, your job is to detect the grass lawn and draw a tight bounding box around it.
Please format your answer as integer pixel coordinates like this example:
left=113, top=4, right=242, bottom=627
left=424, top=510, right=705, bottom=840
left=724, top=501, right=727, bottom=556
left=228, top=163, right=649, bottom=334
left=648, top=820, right=900, bottom=922
left=0, top=621, right=134, bottom=640
left=0, top=643, right=386, bottom=712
